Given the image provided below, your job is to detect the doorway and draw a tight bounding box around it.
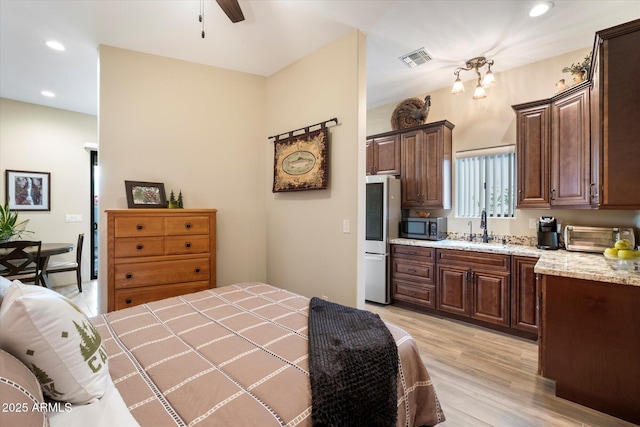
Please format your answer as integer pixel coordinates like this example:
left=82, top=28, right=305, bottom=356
left=90, top=150, right=99, bottom=279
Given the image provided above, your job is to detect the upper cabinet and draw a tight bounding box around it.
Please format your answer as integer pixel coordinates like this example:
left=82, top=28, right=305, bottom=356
left=366, top=134, right=400, bottom=175
left=590, top=19, right=640, bottom=209
left=513, top=100, right=551, bottom=208
left=513, top=18, right=640, bottom=210
left=400, top=121, right=454, bottom=210
left=367, top=121, right=454, bottom=209
left=550, top=83, right=592, bottom=207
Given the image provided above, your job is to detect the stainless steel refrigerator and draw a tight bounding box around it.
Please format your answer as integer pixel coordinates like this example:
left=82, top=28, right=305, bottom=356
left=365, top=175, right=401, bottom=304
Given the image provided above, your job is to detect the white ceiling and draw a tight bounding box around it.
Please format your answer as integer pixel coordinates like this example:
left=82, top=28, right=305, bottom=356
left=1, top=1, right=639, bottom=116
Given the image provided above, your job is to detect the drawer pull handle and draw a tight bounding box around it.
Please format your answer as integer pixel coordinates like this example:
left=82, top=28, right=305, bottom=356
left=136, top=224, right=143, bottom=230
left=185, top=223, right=192, bottom=229
left=125, top=298, right=132, bottom=305
left=125, top=273, right=133, bottom=279
left=185, top=242, right=192, bottom=248
left=195, top=267, right=201, bottom=273
left=136, top=244, right=144, bottom=250
left=407, top=251, right=417, bottom=255
left=408, top=269, right=417, bottom=273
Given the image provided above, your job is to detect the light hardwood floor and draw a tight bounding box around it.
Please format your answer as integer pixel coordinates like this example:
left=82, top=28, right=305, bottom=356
left=60, top=282, right=635, bottom=427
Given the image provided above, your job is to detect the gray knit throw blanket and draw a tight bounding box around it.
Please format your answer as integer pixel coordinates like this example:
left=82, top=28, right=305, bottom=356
left=308, top=297, right=398, bottom=427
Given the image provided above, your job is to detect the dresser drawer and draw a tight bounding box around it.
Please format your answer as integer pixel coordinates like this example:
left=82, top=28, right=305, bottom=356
left=165, top=216, right=210, bottom=236
left=115, top=217, right=164, bottom=237
left=114, top=237, right=164, bottom=258
left=114, top=281, right=210, bottom=310
left=165, top=235, right=209, bottom=255
left=114, top=258, right=210, bottom=289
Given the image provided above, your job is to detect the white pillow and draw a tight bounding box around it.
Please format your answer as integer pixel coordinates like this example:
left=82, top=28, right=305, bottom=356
left=0, top=281, right=111, bottom=404
left=0, top=276, right=12, bottom=305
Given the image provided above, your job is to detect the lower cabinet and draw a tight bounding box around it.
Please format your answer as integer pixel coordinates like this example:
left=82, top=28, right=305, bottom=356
left=436, top=249, right=510, bottom=327
left=511, top=256, right=539, bottom=334
left=391, top=244, right=538, bottom=339
left=390, top=245, right=435, bottom=308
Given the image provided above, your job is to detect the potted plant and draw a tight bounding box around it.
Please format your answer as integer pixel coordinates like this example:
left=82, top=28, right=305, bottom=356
left=0, top=201, right=32, bottom=242
left=562, top=53, right=591, bottom=85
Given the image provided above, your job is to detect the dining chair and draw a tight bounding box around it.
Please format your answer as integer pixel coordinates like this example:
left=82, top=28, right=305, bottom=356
left=0, top=240, right=42, bottom=285
left=45, top=233, right=84, bottom=292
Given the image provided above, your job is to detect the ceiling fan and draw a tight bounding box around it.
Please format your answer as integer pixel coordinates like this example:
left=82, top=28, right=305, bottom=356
left=216, top=0, right=245, bottom=23
left=200, top=0, right=245, bottom=38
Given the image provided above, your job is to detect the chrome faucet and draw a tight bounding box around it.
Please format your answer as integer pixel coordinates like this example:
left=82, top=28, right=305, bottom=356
left=467, top=220, right=474, bottom=242
left=480, top=210, right=491, bottom=243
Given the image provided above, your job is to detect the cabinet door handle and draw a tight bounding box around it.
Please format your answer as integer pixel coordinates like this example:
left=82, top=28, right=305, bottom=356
left=125, top=273, right=133, bottom=279
left=195, top=267, right=201, bottom=273
left=136, top=224, right=143, bottom=230
left=125, top=298, right=132, bottom=305
left=185, top=222, right=192, bottom=229
left=185, top=242, right=192, bottom=248
left=136, top=244, right=144, bottom=250
left=550, top=189, right=556, bottom=200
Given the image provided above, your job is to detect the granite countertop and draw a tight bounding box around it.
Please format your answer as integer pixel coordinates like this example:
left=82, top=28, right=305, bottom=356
left=389, top=238, right=640, bottom=287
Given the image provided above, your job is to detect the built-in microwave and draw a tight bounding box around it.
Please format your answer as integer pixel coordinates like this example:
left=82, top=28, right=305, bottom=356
left=399, top=217, right=447, bottom=240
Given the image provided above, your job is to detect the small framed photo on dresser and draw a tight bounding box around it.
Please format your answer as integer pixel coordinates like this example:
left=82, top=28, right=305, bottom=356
left=124, top=180, right=167, bottom=208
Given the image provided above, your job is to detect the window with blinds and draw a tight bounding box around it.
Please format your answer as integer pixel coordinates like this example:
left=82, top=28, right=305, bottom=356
left=455, top=145, right=516, bottom=218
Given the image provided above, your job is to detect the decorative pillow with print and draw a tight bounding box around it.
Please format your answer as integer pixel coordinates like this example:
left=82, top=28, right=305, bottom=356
left=0, top=281, right=111, bottom=404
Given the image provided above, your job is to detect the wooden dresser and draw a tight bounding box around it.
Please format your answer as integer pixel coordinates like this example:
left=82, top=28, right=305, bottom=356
left=106, top=209, right=216, bottom=311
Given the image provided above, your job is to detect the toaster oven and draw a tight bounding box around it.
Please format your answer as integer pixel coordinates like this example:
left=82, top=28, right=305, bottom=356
left=564, top=226, right=635, bottom=253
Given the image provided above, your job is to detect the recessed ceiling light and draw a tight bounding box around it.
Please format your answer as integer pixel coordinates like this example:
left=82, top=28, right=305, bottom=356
left=46, top=40, right=65, bottom=51
left=41, top=90, right=55, bottom=98
left=529, top=2, right=553, bottom=17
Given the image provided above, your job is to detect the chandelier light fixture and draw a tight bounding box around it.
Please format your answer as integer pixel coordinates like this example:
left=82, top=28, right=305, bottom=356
left=451, top=57, right=496, bottom=100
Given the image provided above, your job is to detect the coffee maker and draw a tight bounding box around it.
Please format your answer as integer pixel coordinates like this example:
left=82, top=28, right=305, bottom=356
left=537, top=217, right=559, bottom=250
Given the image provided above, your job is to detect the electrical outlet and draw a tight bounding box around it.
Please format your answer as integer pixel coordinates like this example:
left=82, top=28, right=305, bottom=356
left=65, top=214, right=83, bottom=223
left=342, top=219, right=350, bottom=233
left=529, top=218, right=537, bottom=229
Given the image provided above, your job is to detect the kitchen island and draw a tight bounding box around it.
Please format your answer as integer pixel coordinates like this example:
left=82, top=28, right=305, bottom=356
left=390, top=238, right=640, bottom=424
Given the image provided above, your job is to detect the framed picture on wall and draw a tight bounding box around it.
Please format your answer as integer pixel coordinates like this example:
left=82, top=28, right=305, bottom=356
left=124, top=180, right=167, bottom=208
left=5, top=170, right=51, bottom=211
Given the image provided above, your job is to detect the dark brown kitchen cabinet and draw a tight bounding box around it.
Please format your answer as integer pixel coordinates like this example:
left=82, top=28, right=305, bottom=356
left=400, top=121, right=454, bottom=209
left=435, top=249, right=510, bottom=327
left=513, top=101, right=550, bottom=208
left=511, top=256, right=538, bottom=334
left=513, top=82, right=591, bottom=209
left=589, top=19, right=640, bottom=208
left=550, top=84, right=591, bottom=207
left=390, top=245, right=435, bottom=308
left=540, top=274, right=640, bottom=424
left=366, top=134, right=400, bottom=175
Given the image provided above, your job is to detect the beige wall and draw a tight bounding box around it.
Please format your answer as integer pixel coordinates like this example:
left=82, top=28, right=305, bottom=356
left=98, top=46, right=269, bottom=313
left=0, top=98, right=96, bottom=286
left=265, top=30, right=366, bottom=307
left=98, top=31, right=365, bottom=312
left=367, top=48, right=640, bottom=238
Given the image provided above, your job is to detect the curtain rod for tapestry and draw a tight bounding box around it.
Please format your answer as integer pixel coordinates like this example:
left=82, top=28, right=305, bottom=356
left=268, top=117, right=338, bottom=141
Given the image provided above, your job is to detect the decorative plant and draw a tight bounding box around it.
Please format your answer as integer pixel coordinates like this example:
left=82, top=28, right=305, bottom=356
left=168, top=190, right=178, bottom=209
left=177, top=191, right=184, bottom=208
left=0, top=201, right=33, bottom=242
left=562, top=53, right=592, bottom=75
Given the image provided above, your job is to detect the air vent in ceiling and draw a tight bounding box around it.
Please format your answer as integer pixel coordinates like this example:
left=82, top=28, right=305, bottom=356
left=400, top=48, right=433, bottom=68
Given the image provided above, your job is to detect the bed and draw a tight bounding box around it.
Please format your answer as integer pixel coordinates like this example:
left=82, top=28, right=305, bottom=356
left=0, top=279, right=444, bottom=426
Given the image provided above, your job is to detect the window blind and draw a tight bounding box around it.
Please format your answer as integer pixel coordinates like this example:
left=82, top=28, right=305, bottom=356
left=455, top=146, right=515, bottom=218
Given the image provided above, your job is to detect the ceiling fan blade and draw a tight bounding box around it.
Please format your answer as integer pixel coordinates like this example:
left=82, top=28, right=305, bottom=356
left=215, top=0, right=245, bottom=23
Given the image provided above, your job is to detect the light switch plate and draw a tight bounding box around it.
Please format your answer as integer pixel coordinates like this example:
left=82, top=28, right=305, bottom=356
left=65, top=214, right=83, bottom=223
left=342, top=219, right=350, bottom=233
